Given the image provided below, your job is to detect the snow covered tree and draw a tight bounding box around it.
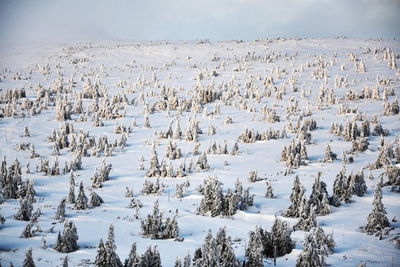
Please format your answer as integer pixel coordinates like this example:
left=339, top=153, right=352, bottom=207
left=173, top=120, right=182, bottom=139
left=294, top=206, right=318, bottom=231
left=248, top=171, right=259, bottom=183
left=308, top=173, right=330, bottom=216
left=197, top=176, right=224, bottom=217
left=124, top=242, right=140, bottom=267
left=94, top=225, right=123, bottom=267
left=0, top=212, right=5, bottom=225
left=165, top=138, right=181, bottom=160
left=296, top=235, right=324, bottom=267
left=265, top=181, right=275, bottom=198
left=296, top=226, right=335, bottom=267
left=22, top=247, right=35, bottom=267
left=54, top=220, right=79, bottom=253
left=281, top=139, right=308, bottom=168
left=284, top=176, right=306, bottom=218
left=330, top=168, right=351, bottom=206
left=24, top=126, right=31, bottom=137
left=74, top=181, right=88, bottom=210
left=92, top=160, right=112, bottom=188
left=362, top=181, right=390, bottom=235
left=247, top=217, right=295, bottom=264
left=215, top=227, right=240, bottom=266
left=145, top=146, right=161, bottom=177
left=348, top=171, right=367, bottom=197
left=176, top=180, right=190, bottom=199
left=230, top=142, right=239, bottom=155
left=90, top=191, right=104, bottom=207
left=143, top=114, right=151, bottom=128
left=128, top=197, right=143, bottom=209
left=196, top=152, right=210, bottom=171
left=139, top=245, right=161, bottom=267
left=193, top=228, right=240, bottom=267
left=198, top=176, right=253, bottom=217
left=266, top=217, right=295, bottom=258
left=141, top=200, right=179, bottom=239
left=141, top=178, right=163, bottom=195
left=19, top=179, right=36, bottom=202
left=55, top=198, right=66, bottom=221
left=245, top=228, right=264, bottom=267
left=94, top=239, right=108, bottom=267
left=2, top=157, right=22, bottom=199
left=106, top=224, right=117, bottom=250
left=323, top=144, right=337, bottom=163
left=67, top=173, right=75, bottom=204
left=15, top=197, right=33, bottom=221
left=21, top=221, right=33, bottom=238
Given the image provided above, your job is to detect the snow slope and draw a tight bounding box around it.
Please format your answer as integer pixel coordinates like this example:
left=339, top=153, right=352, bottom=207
left=0, top=38, right=399, bottom=266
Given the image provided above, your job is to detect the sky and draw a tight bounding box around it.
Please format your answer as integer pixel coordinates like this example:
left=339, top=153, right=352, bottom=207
left=0, top=0, right=399, bottom=50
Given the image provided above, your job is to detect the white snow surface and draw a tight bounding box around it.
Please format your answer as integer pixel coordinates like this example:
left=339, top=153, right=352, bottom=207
left=0, top=38, right=399, bottom=266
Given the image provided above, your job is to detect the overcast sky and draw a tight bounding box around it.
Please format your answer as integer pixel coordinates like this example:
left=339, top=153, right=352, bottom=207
left=0, top=0, right=399, bottom=50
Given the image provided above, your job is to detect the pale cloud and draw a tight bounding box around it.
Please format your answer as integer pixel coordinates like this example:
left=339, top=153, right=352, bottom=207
left=0, top=0, right=399, bottom=52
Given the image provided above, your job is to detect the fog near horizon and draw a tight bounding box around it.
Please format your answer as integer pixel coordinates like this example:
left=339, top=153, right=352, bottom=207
left=0, top=0, right=399, bottom=52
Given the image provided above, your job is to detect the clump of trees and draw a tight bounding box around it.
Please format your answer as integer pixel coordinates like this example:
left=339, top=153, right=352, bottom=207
left=246, top=217, right=295, bottom=266
left=330, top=168, right=367, bottom=206
left=281, top=139, right=308, bottom=168
left=94, top=224, right=123, bottom=267
left=91, top=160, right=112, bottom=188
left=54, top=220, right=79, bottom=253
left=296, top=226, right=335, bottom=267
left=140, top=200, right=179, bottom=239
left=192, top=227, right=240, bottom=266
left=197, top=176, right=254, bottom=217
left=238, top=128, right=286, bottom=143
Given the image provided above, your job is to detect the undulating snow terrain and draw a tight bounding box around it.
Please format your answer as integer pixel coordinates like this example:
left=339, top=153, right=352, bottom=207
left=0, top=38, right=399, bottom=266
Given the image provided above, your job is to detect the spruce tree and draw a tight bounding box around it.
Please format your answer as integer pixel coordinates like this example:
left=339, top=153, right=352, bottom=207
left=95, top=226, right=123, bottom=267
left=248, top=217, right=295, bottom=263
left=124, top=242, right=140, bottom=267
left=284, top=176, right=306, bottom=218
left=55, top=198, right=66, bottom=221
left=323, top=144, right=337, bottom=163
left=139, top=245, right=162, bottom=267
left=296, top=226, right=335, bottom=267
left=106, top=224, right=117, bottom=251
left=245, top=228, right=264, bottom=267
left=90, top=191, right=104, bottom=207
left=294, top=206, right=318, bottom=232
left=216, top=227, right=239, bottom=266
left=194, top=230, right=219, bottom=266
left=54, top=220, right=79, bottom=253
left=308, top=173, right=330, bottom=216
left=296, top=235, right=324, bottom=267
left=267, top=217, right=295, bottom=258
left=21, top=222, right=33, bottom=238
left=75, top=181, right=88, bottom=210
left=95, top=239, right=108, bottom=267
left=67, top=173, right=75, bottom=204
left=141, top=200, right=179, bottom=239
left=330, top=168, right=351, bottom=206
left=265, top=181, right=275, bottom=198
left=348, top=171, right=367, bottom=197
left=145, top=146, right=161, bottom=178
left=362, top=181, right=390, bottom=235
left=22, top=247, right=35, bottom=267
left=15, top=197, right=33, bottom=221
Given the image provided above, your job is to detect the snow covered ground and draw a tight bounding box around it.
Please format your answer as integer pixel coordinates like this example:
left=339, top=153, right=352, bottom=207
left=0, top=38, right=399, bottom=266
